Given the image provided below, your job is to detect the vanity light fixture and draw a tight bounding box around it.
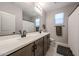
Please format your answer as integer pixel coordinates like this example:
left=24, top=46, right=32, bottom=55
left=34, top=2, right=42, bottom=15
left=38, top=2, right=46, bottom=7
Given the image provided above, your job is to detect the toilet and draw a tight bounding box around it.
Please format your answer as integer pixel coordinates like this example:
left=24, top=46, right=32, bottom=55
left=50, top=38, right=55, bottom=47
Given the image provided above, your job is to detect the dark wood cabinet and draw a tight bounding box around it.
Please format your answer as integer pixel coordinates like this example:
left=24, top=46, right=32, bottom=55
left=44, top=34, right=50, bottom=55
left=9, top=43, right=34, bottom=56
left=47, top=34, right=50, bottom=50
left=25, top=43, right=34, bottom=56
left=44, top=35, right=48, bottom=55
left=8, top=34, right=50, bottom=56
left=35, top=38, right=43, bottom=56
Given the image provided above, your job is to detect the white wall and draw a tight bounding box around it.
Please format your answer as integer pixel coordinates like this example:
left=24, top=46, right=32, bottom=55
left=46, top=4, right=78, bottom=44
left=68, top=7, right=79, bottom=56
left=40, top=10, right=46, bottom=30
left=0, top=16, right=1, bottom=33
left=0, top=2, right=22, bottom=33
left=23, top=20, right=36, bottom=33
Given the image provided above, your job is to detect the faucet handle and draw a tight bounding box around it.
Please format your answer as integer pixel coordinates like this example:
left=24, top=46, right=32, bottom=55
left=19, top=30, right=22, bottom=34
left=39, top=30, right=42, bottom=33
left=23, top=30, right=26, bottom=37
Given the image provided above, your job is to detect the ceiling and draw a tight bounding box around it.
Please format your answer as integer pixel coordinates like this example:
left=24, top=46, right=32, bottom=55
left=13, top=2, right=77, bottom=18
left=39, top=2, right=76, bottom=12
left=13, top=2, right=39, bottom=18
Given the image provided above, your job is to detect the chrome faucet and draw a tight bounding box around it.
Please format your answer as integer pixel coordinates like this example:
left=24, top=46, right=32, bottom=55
left=39, top=30, right=42, bottom=33
left=22, top=30, right=26, bottom=37
left=19, top=30, right=26, bottom=38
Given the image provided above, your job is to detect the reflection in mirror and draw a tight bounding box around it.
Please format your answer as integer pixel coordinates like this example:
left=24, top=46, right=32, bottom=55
left=0, top=11, right=15, bottom=36
left=35, top=17, right=40, bottom=31
left=22, top=20, right=36, bottom=33
left=22, top=11, right=41, bottom=33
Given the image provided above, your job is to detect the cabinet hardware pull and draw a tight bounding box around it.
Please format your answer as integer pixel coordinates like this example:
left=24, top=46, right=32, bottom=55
left=34, top=44, right=37, bottom=49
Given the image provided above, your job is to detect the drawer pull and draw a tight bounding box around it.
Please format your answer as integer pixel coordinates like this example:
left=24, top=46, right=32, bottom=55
left=34, top=44, right=37, bottom=49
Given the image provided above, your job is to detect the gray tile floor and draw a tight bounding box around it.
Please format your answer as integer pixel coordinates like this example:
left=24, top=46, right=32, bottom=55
left=46, top=42, right=68, bottom=56
left=46, top=45, right=62, bottom=56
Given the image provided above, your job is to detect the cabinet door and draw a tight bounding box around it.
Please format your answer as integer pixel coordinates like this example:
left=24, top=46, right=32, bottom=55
left=9, top=43, right=34, bottom=56
left=0, top=15, right=1, bottom=33
left=47, top=34, right=50, bottom=50
left=44, top=35, right=48, bottom=55
left=9, top=46, right=26, bottom=56
left=25, top=43, right=34, bottom=56
left=44, top=34, right=50, bottom=55
left=35, top=38, right=43, bottom=56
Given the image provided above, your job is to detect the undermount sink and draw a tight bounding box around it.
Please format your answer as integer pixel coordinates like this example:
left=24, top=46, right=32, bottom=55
left=26, top=32, right=40, bottom=37
left=0, top=32, right=42, bottom=41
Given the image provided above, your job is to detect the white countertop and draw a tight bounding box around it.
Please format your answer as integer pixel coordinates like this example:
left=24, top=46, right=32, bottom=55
left=0, top=32, right=49, bottom=56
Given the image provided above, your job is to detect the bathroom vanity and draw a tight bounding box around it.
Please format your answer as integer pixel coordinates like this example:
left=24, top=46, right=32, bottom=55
left=0, top=32, right=50, bottom=56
